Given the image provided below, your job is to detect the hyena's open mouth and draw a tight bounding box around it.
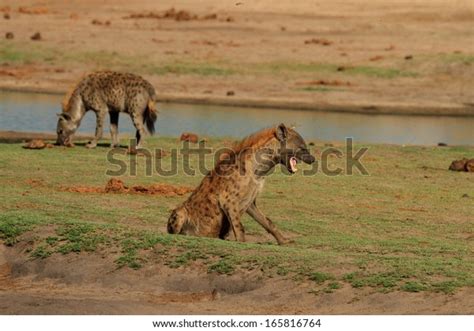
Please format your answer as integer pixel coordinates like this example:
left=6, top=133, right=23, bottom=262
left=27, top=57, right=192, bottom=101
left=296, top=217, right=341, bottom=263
left=289, top=156, right=298, bottom=173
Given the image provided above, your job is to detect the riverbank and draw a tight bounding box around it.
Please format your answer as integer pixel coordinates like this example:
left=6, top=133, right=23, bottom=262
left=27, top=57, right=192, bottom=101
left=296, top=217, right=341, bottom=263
left=1, top=0, right=473, bottom=117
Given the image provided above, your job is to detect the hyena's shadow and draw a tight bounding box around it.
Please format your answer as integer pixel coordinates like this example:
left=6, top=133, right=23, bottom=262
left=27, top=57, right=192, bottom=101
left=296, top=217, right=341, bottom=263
left=73, top=142, right=128, bottom=149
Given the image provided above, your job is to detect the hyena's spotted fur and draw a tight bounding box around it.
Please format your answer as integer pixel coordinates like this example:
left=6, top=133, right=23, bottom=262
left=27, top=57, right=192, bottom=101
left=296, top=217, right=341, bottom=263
left=56, top=71, right=158, bottom=148
left=167, top=124, right=315, bottom=245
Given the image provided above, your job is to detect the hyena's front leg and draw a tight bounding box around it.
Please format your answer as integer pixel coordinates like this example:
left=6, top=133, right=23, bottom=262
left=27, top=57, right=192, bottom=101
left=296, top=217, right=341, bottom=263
left=247, top=200, right=291, bottom=245
left=109, top=112, right=119, bottom=148
left=86, top=111, right=106, bottom=148
left=220, top=202, right=245, bottom=242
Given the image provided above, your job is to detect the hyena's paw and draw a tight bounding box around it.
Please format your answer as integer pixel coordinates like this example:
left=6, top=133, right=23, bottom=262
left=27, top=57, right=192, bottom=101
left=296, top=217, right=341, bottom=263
left=277, top=237, right=294, bottom=245
left=85, top=141, right=97, bottom=149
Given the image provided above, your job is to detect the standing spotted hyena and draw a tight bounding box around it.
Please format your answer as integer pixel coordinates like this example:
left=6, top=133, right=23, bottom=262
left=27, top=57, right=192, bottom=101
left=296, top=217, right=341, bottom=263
left=56, top=71, right=158, bottom=148
left=167, top=124, right=315, bottom=245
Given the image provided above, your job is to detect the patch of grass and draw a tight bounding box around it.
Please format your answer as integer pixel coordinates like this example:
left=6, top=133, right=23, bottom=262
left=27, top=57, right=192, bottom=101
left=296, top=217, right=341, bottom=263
left=343, top=66, right=417, bottom=78
left=0, top=215, right=38, bottom=246
left=401, top=281, right=428, bottom=292
left=323, top=281, right=342, bottom=293
left=309, top=272, right=335, bottom=284
left=30, top=245, right=52, bottom=259
left=45, top=236, right=59, bottom=246
left=256, top=62, right=417, bottom=78
left=116, top=251, right=142, bottom=270
left=439, top=53, right=474, bottom=65
left=297, top=86, right=336, bottom=92
left=208, top=259, right=235, bottom=274
left=0, top=41, right=58, bottom=64
left=55, top=223, right=107, bottom=254
left=148, top=63, right=234, bottom=76
left=168, top=250, right=208, bottom=268
left=343, top=271, right=407, bottom=289
left=432, top=281, right=459, bottom=294
left=0, top=42, right=234, bottom=77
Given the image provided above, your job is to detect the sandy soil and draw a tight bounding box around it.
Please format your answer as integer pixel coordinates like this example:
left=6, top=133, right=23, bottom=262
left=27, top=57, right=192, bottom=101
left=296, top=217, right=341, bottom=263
left=0, top=0, right=473, bottom=115
left=1, top=243, right=473, bottom=315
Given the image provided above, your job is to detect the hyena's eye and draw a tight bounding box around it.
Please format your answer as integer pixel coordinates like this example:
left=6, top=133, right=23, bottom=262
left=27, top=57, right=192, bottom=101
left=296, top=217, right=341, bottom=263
left=58, top=129, right=63, bottom=134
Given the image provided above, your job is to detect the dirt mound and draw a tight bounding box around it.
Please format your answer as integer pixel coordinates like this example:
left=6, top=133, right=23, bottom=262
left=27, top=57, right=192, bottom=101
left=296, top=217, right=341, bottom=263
left=91, top=19, right=110, bottom=26
left=23, top=139, right=53, bottom=149
left=18, top=6, right=49, bottom=15
left=180, top=132, right=199, bottom=143
left=304, top=38, right=332, bottom=46
left=296, top=80, right=352, bottom=87
left=449, top=158, right=474, bottom=172
left=30, top=32, right=42, bottom=41
left=65, top=179, right=194, bottom=196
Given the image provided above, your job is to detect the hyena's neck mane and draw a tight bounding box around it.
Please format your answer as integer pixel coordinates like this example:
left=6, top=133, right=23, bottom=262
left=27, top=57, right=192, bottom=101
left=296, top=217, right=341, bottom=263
left=215, top=128, right=279, bottom=176
left=61, top=74, right=88, bottom=116
left=231, top=127, right=277, bottom=154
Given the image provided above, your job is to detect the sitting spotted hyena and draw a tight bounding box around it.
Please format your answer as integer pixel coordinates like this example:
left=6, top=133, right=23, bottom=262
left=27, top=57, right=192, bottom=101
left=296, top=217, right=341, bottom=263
left=167, top=124, right=315, bottom=245
left=56, top=71, right=158, bottom=148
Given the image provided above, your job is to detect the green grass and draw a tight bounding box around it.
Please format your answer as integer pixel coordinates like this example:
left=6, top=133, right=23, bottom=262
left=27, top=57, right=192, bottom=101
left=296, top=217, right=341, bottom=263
left=0, top=41, right=417, bottom=80
left=438, top=53, right=474, bottom=65
left=0, top=42, right=234, bottom=77
left=297, top=86, right=336, bottom=93
left=309, top=272, right=335, bottom=284
left=254, top=62, right=417, bottom=79
left=0, top=137, right=473, bottom=293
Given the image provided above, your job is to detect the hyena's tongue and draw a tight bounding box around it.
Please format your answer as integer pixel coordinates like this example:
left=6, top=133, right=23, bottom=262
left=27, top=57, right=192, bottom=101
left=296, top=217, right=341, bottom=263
left=290, top=157, right=298, bottom=173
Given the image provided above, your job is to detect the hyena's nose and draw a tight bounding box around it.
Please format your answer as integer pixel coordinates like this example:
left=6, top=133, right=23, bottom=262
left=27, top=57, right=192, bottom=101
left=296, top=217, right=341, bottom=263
left=302, top=154, right=315, bottom=164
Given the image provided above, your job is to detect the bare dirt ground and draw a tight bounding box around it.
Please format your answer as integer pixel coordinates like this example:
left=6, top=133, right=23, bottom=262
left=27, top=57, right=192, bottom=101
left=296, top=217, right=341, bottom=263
left=1, top=244, right=473, bottom=314
left=0, top=0, right=473, bottom=115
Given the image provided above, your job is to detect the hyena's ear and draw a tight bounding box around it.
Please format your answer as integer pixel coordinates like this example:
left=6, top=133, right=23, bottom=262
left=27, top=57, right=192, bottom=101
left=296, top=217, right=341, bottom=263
left=275, top=123, right=289, bottom=142
left=57, top=113, right=71, bottom=121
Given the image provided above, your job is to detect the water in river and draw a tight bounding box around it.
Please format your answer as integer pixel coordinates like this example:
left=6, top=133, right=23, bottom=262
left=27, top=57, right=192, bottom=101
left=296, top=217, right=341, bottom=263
left=0, top=91, right=472, bottom=145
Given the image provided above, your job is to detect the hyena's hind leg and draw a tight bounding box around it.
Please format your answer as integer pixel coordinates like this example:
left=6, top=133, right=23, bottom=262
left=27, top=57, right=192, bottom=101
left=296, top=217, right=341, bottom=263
left=130, top=113, right=147, bottom=149
left=167, top=207, right=192, bottom=235
left=128, top=98, right=148, bottom=149
left=109, top=112, right=120, bottom=148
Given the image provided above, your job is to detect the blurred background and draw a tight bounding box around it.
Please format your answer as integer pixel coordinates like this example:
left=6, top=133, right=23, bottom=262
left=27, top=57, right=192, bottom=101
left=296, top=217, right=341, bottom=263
left=0, top=0, right=473, bottom=144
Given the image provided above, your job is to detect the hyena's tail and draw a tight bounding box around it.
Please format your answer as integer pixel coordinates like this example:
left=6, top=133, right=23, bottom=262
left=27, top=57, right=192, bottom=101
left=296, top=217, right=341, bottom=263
left=144, top=93, right=159, bottom=135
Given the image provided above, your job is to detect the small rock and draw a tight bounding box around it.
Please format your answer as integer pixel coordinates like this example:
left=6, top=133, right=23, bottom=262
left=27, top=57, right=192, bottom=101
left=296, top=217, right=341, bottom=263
left=4, top=13, right=10, bottom=19
left=5, top=32, right=14, bottom=39
left=404, top=55, right=413, bottom=60
left=437, top=142, right=448, bottom=147
left=30, top=32, right=41, bottom=41
left=308, top=142, right=315, bottom=146
left=462, top=193, right=469, bottom=198
left=226, top=90, right=235, bottom=96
